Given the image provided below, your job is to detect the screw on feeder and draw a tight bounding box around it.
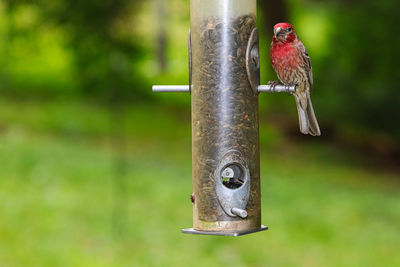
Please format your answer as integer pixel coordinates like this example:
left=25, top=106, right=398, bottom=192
left=222, top=167, right=235, bottom=178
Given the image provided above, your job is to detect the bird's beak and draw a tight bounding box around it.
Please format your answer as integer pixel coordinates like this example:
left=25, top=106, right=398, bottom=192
left=274, top=27, right=283, bottom=38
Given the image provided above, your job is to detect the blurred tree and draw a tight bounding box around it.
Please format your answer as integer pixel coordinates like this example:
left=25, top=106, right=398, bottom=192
left=156, top=0, right=167, bottom=72
left=315, top=0, right=400, bottom=142
left=2, top=0, right=148, bottom=101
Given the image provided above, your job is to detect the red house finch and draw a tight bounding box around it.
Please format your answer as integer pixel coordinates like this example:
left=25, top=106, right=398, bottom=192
left=270, top=23, right=321, bottom=136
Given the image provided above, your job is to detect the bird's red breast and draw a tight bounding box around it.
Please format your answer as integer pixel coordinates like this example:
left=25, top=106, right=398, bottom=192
left=271, top=42, right=302, bottom=69
left=270, top=41, right=303, bottom=83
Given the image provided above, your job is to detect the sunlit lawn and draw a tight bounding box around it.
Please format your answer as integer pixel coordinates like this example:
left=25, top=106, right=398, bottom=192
left=0, top=99, right=399, bottom=267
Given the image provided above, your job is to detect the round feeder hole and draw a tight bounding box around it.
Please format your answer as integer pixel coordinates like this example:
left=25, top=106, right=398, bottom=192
left=220, top=164, right=245, bottom=189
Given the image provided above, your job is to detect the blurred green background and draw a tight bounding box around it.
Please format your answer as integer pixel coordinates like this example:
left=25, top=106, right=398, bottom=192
left=1, top=0, right=400, bottom=266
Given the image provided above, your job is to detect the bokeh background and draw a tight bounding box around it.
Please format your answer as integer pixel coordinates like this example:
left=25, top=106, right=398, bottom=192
left=1, top=0, right=400, bottom=266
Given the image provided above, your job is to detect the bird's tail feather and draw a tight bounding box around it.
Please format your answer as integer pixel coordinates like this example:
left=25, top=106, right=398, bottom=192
left=306, top=96, right=321, bottom=136
left=295, top=94, right=321, bottom=136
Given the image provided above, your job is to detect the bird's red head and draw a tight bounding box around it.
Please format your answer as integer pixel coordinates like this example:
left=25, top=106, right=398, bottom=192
left=273, top=22, right=297, bottom=43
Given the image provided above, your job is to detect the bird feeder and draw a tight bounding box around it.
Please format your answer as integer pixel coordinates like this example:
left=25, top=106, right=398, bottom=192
left=153, top=0, right=295, bottom=236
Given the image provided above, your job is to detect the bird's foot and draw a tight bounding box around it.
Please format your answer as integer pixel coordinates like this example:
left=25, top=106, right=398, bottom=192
left=267, top=81, right=281, bottom=92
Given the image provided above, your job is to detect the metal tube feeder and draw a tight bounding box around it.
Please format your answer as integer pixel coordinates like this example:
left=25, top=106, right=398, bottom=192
left=153, top=0, right=295, bottom=236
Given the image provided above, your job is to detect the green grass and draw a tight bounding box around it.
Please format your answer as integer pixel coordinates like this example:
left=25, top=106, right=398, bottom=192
left=0, top=99, right=399, bottom=266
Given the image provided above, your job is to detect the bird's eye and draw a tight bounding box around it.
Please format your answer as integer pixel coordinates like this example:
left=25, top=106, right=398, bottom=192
left=287, top=27, right=292, bottom=32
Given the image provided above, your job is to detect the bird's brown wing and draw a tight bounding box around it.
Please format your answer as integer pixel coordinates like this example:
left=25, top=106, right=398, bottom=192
left=298, top=42, right=313, bottom=91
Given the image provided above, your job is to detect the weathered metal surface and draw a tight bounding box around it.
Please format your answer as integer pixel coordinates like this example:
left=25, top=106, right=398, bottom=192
left=188, top=30, right=192, bottom=93
left=191, top=13, right=261, bottom=232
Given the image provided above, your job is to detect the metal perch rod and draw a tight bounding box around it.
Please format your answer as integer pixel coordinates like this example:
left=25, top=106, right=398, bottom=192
left=152, top=85, right=191, bottom=93
left=152, top=84, right=296, bottom=94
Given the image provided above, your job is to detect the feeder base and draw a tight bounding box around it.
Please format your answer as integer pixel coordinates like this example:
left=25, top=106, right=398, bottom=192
left=182, top=225, right=268, bottom=236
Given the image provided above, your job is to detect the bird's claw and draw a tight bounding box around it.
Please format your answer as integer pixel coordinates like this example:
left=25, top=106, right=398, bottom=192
left=267, top=81, right=281, bottom=93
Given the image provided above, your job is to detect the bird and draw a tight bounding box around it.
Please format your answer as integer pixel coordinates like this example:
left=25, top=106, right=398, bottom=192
left=270, top=22, right=321, bottom=136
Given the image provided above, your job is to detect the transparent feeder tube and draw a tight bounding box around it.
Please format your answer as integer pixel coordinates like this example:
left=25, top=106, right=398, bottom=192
left=190, top=0, right=261, bottom=232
